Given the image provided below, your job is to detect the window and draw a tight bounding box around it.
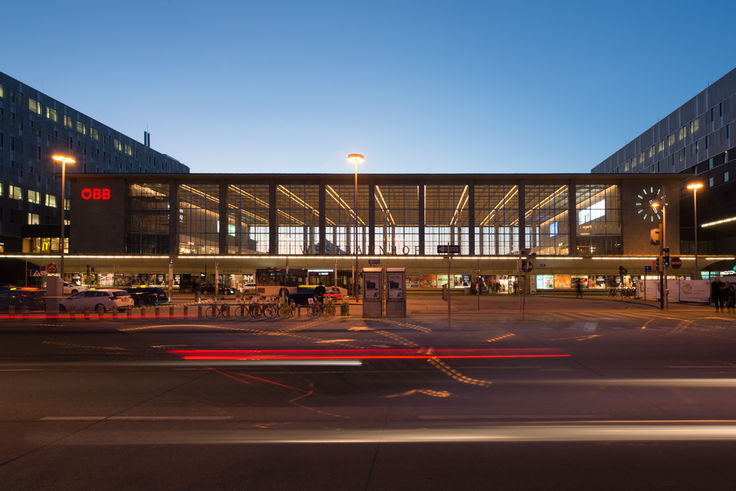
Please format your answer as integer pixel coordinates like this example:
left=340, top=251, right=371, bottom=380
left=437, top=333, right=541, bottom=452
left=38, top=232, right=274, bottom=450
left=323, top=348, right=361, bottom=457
left=709, top=158, right=714, bottom=169
left=658, top=140, right=664, bottom=152
left=705, top=135, right=709, bottom=149
left=711, top=108, right=715, bottom=122
left=63, top=115, right=72, bottom=128
left=579, top=200, right=606, bottom=224
left=639, top=152, right=645, bottom=164
left=690, top=119, right=699, bottom=134
left=0, top=84, right=3, bottom=98
left=124, top=144, right=133, bottom=156
left=76, top=121, right=86, bottom=135
left=648, top=146, right=655, bottom=158
left=709, top=177, right=714, bottom=187
left=27, top=190, right=41, bottom=204
left=27, top=213, right=40, bottom=225
left=114, top=139, right=122, bottom=151
left=45, top=194, right=57, bottom=208
left=64, top=199, right=70, bottom=211
left=46, top=107, right=58, bottom=122
left=667, top=134, right=675, bottom=146
left=9, top=185, right=23, bottom=200
left=727, top=124, right=731, bottom=140
left=0, top=182, right=3, bottom=196
left=719, top=102, right=723, bottom=117
left=725, top=171, right=730, bottom=183
left=90, top=127, right=99, bottom=140
left=678, top=126, right=687, bottom=141
left=28, top=98, right=42, bottom=115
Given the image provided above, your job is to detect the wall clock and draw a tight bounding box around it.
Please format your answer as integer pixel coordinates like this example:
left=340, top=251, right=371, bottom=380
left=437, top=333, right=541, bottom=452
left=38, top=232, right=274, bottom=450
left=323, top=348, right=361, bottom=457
left=634, top=186, right=666, bottom=222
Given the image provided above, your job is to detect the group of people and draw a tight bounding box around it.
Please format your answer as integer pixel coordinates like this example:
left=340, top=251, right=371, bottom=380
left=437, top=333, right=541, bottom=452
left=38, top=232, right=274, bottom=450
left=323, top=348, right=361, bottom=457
left=469, top=279, right=517, bottom=295
left=710, top=278, right=736, bottom=312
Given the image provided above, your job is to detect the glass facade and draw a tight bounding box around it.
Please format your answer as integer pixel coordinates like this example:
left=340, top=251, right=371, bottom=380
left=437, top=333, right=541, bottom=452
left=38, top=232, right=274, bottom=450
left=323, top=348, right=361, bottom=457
left=575, top=184, right=622, bottom=255
left=127, top=183, right=170, bottom=254
left=115, top=179, right=623, bottom=257
left=474, top=185, right=519, bottom=255
left=226, top=184, right=269, bottom=254
left=179, top=184, right=219, bottom=254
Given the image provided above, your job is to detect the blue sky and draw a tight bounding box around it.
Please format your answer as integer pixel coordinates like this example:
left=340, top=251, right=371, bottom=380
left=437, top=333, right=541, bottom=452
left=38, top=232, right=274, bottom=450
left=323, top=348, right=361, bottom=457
left=4, top=0, right=736, bottom=174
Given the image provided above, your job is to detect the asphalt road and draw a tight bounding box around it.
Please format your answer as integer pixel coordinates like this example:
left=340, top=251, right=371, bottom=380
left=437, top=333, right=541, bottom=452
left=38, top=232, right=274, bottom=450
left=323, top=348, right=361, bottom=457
left=1, top=298, right=736, bottom=490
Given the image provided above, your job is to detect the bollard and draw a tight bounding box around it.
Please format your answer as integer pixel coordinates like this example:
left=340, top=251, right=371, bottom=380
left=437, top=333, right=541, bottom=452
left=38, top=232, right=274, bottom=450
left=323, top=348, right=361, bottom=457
left=127, top=308, right=132, bottom=320
left=22, top=305, right=29, bottom=320
left=112, top=309, right=118, bottom=320
left=183, top=305, right=188, bottom=317
left=240, top=304, right=245, bottom=318
left=98, top=309, right=104, bottom=320
left=197, top=305, right=203, bottom=319
left=140, top=307, right=146, bottom=318
left=169, top=305, right=175, bottom=317
left=84, top=309, right=90, bottom=320
left=155, top=306, right=160, bottom=317
left=225, top=304, right=230, bottom=318
left=8, top=305, right=14, bottom=315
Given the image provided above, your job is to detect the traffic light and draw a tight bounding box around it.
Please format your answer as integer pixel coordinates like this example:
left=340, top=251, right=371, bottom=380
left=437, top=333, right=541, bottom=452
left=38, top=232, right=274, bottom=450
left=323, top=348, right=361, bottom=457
left=662, top=247, right=670, bottom=267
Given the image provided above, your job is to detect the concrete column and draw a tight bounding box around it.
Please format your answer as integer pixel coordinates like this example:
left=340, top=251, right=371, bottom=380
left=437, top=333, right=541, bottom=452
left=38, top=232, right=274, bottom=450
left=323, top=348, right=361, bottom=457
left=368, top=184, right=375, bottom=255
left=219, top=181, right=227, bottom=255
left=268, top=183, right=277, bottom=255
left=518, top=182, right=526, bottom=252
left=169, top=179, right=179, bottom=255
left=568, top=180, right=577, bottom=256
left=318, top=182, right=326, bottom=254
left=418, top=183, right=425, bottom=255
left=468, top=184, right=475, bottom=255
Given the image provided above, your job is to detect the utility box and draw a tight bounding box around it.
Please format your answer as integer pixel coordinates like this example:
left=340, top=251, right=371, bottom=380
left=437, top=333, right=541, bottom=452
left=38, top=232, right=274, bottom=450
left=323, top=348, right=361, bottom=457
left=362, top=267, right=383, bottom=317
left=385, top=267, right=406, bottom=317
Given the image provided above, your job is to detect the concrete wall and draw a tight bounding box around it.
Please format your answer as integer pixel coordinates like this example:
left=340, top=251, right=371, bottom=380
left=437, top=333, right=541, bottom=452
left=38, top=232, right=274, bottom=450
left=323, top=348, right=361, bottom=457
left=69, top=178, right=126, bottom=254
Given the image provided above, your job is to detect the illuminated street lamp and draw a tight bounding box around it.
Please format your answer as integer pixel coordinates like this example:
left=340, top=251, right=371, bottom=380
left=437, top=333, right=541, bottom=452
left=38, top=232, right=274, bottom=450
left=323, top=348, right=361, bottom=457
left=686, top=182, right=703, bottom=278
left=347, top=154, right=365, bottom=300
left=650, top=198, right=667, bottom=310
left=52, top=154, right=75, bottom=284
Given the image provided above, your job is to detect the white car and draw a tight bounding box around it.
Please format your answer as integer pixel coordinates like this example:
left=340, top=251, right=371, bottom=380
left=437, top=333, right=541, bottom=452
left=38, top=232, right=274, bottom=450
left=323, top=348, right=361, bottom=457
left=42, top=281, right=88, bottom=295
left=59, top=289, right=134, bottom=313
left=325, top=286, right=348, bottom=299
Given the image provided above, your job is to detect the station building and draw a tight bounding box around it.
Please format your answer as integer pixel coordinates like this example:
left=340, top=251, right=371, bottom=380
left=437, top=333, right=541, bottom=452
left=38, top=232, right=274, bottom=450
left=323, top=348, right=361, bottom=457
left=6, top=171, right=731, bottom=294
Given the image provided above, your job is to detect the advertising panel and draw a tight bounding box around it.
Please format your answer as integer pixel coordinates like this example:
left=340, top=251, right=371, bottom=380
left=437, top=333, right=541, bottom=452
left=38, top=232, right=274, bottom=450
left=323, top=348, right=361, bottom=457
left=554, top=275, right=571, bottom=289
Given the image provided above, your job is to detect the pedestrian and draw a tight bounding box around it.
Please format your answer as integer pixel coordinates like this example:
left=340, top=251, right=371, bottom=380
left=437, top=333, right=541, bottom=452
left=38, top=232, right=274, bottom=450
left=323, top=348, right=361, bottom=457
left=575, top=278, right=583, bottom=299
left=194, top=277, right=202, bottom=304
left=726, top=282, right=736, bottom=313
left=711, top=278, right=724, bottom=312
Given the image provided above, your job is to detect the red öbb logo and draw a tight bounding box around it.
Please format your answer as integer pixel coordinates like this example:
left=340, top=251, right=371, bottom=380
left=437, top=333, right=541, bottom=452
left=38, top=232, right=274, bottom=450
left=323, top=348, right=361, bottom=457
left=81, top=188, right=111, bottom=200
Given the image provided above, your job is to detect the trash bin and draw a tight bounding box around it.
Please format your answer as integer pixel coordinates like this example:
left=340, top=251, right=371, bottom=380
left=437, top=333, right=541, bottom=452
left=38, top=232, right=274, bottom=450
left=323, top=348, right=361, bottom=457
left=340, top=302, right=349, bottom=316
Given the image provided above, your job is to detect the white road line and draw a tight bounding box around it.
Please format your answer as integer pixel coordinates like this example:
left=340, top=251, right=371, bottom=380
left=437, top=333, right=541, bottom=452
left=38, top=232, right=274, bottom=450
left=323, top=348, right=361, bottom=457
left=41, top=416, right=234, bottom=421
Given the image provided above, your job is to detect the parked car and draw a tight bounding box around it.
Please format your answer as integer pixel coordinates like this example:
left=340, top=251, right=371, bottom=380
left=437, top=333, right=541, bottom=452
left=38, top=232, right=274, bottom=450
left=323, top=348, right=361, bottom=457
left=325, top=286, right=348, bottom=299
left=125, top=287, right=168, bottom=306
left=59, top=289, right=134, bottom=313
left=288, top=286, right=317, bottom=306
left=42, top=281, right=88, bottom=295
left=200, top=283, right=235, bottom=295
left=242, top=283, right=258, bottom=295
left=0, top=287, right=46, bottom=311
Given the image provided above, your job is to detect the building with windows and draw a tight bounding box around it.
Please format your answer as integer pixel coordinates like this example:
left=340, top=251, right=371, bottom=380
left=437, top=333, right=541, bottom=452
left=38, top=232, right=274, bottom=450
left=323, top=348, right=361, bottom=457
left=0, top=71, right=189, bottom=255
left=1, top=171, right=717, bottom=293
left=592, top=67, right=736, bottom=258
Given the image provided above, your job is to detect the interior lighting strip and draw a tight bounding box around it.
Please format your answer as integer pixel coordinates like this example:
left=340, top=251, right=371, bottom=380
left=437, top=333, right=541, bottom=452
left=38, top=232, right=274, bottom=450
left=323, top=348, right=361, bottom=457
left=701, top=216, right=736, bottom=228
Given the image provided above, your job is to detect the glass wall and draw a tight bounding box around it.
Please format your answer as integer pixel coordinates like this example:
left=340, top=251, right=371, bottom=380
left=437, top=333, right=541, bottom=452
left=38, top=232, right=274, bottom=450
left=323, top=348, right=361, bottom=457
left=575, top=184, right=622, bottom=255
left=474, top=185, right=519, bottom=255
left=179, top=184, right=219, bottom=254
left=524, top=184, right=569, bottom=255
left=324, top=184, right=369, bottom=255
left=127, top=183, right=170, bottom=254
left=425, top=185, right=470, bottom=255
left=226, top=184, right=269, bottom=254
left=276, top=184, right=319, bottom=255
left=375, top=184, right=420, bottom=255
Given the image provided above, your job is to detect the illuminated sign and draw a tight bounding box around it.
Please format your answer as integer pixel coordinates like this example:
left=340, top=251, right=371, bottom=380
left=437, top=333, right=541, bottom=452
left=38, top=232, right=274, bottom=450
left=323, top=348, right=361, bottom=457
left=81, top=188, right=111, bottom=200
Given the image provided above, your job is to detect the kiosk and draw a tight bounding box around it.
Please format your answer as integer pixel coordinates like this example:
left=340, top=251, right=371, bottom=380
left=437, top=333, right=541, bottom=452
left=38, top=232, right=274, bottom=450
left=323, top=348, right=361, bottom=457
left=385, top=267, right=406, bottom=317
left=362, top=267, right=383, bottom=317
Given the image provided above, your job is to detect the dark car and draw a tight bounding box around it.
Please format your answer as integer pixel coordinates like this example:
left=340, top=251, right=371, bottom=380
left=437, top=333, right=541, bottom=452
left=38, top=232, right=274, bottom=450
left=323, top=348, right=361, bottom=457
left=0, top=287, right=46, bottom=311
left=125, top=287, right=168, bottom=306
left=199, top=283, right=235, bottom=295
left=288, top=286, right=317, bottom=306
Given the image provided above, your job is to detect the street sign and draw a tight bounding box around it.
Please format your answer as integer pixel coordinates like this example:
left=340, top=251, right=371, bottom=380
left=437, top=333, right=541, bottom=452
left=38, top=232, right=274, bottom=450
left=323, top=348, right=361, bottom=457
left=437, top=244, right=460, bottom=254
left=644, top=265, right=652, bottom=272
left=670, top=257, right=682, bottom=269
left=47, top=263, right=58, bottom=275
left=538, top=263, right=546, bottom=268
left=521, top=261, right=533, bottom=273
left=368, top=259, right=380, bottom=265
left=31, top=269, right=42, bottom=277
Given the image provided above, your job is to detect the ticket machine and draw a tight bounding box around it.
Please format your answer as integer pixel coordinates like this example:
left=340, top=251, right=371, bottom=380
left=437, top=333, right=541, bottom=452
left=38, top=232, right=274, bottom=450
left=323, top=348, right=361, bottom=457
left=362, top=267, right=383, bottom=317
left=385, top=267, right=406, bottom=317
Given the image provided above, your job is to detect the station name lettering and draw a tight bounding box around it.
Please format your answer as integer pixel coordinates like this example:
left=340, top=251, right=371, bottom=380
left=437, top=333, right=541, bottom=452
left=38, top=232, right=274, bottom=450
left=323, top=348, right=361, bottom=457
left=81, top=188, right=111, bottom=200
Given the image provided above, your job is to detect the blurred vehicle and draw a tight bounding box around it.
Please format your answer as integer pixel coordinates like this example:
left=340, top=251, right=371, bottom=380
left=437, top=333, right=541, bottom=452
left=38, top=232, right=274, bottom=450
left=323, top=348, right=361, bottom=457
left=200, top=283, right=235, bottom=295
left=0, top=287, right=46, bottom=311
left=242, top=283, right=258, bottom=295
left=59, top=289, right=134, bottom=313
left=325, top=286, right=348, bottom=299
left=125, top=287, right=168, bottom=306
left=288, top=286, right=317, bottom=306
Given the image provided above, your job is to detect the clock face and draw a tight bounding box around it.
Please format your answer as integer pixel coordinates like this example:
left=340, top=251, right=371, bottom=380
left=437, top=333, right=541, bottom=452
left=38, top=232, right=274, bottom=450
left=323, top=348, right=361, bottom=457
left=634, top=186, right=666, bottom=222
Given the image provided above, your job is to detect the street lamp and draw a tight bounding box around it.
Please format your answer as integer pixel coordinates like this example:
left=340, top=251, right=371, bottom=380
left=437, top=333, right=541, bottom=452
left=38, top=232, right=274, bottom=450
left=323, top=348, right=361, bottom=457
left=650, top=198, right=667, bottom=310
left=52, top=154, right=75, bottom=285
left=347, top=153, right=365, bottom=300
left=686, top=182, right=703, bottom=278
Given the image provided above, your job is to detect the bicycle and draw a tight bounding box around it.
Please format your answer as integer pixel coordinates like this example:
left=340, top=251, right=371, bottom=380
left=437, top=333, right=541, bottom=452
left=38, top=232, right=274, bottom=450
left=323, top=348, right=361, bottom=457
left=204, top=302, right=229, bottom=319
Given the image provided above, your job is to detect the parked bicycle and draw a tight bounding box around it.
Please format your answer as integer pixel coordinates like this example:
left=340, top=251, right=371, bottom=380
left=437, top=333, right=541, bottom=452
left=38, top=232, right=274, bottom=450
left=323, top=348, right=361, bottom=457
left=204, top=301, right=230, bottom=319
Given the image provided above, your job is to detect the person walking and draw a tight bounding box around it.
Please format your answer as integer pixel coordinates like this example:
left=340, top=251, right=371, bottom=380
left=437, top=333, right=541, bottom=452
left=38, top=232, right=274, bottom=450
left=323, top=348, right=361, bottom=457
left=575, top=278, right=583, bottom=299
left=726, top=282, right=735, bottom=314
left=711, top=278, right=725, bottom=312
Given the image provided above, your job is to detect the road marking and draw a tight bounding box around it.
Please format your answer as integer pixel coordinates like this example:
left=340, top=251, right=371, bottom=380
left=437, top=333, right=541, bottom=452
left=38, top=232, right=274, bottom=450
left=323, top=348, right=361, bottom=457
left=41, top=416, right=234, bottom=421
left=42, top=341, right=125, bottom=351
left=316, top=339, right=355, bottom=343
left=486, top=333, right=515, bottom=343
left=0, top=368, right=43, bottom=372
left=386, top=389, right=452, bottom=398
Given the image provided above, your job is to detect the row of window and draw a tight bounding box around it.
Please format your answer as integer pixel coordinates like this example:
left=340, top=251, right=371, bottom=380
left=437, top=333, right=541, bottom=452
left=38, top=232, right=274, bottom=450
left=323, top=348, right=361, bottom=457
left=0, top=183, right=68, bottom=209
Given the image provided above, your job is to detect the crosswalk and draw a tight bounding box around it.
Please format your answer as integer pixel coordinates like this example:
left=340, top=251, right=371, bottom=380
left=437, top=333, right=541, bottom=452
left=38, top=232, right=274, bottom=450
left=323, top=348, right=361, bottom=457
left=522, top=310, right=716, bottom=322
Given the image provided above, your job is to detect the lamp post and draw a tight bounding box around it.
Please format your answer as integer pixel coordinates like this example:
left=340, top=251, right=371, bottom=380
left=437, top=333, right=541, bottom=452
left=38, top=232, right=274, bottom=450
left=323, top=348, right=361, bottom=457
left=347, top=153, right=364, bottom=301
left=686, top=182, right=703, bottom=278
left=52, top=154, right=75, bottom=285
left=651, top=199, right=667, bottom=310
